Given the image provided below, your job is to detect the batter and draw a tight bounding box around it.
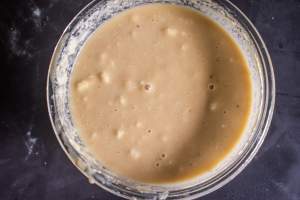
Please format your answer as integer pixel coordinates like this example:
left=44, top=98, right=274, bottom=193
left=70, top=4, right=252, bottom=183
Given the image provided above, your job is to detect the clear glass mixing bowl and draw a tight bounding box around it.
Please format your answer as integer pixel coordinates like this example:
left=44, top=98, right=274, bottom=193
left=47, top=0, right=275, bottom=199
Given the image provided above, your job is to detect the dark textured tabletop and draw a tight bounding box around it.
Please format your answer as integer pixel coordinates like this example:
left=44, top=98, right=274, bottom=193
left=0, top=0, right=299, bottom=199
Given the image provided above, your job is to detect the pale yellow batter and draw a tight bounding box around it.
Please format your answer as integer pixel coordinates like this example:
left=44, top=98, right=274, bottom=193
left=70, top=4, right=252, bottom=183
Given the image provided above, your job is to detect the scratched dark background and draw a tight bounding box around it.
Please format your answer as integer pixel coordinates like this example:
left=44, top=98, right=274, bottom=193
left=0, top=0, right=299, bottom=199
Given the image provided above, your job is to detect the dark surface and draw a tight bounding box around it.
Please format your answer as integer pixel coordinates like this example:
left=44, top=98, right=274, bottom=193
left=0, top=0, right=299, bottom=199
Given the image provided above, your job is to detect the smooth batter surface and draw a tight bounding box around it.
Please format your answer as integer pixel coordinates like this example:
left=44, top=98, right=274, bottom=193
left=70, top=4, right=252, bottom=183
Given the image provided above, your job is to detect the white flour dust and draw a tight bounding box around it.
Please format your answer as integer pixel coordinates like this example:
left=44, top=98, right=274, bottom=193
left=33, top=7, right=41, bottom=17
left=24, top=129, right=38, bottom=160
left=31, top=6, right=43, bottom=29
left=9, top=29, right=29, bottom=57
left=8, top=3, right=44, bottom=57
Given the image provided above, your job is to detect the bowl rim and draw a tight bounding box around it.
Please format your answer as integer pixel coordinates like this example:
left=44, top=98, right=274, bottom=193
left=46, top=0, right=276, bottom=199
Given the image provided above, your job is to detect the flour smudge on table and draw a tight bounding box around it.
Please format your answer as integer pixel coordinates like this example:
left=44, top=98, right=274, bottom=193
left=24, top=127, right=38, bottom=161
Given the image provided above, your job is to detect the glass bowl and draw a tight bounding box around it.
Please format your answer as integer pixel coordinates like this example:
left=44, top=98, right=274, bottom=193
left=47, top=0, right=275, bottom=199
